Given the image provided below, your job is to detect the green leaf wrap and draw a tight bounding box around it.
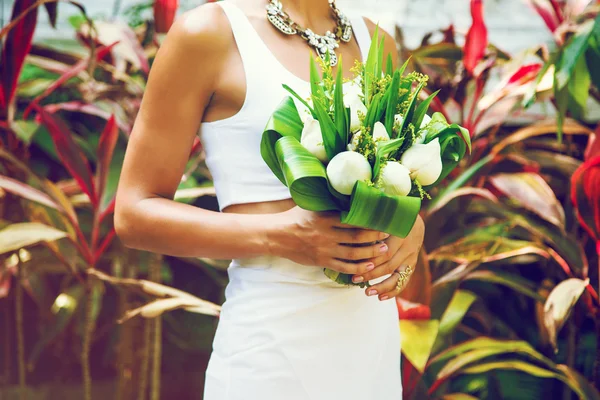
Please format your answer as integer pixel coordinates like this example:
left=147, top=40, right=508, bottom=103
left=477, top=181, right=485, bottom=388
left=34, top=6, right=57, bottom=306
left=341, top=181, right=422, bottom=238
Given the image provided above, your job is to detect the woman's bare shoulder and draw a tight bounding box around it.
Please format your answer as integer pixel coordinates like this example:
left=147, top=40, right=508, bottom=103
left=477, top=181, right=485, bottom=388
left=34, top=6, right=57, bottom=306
left=159, top=3, right=234, bottom=62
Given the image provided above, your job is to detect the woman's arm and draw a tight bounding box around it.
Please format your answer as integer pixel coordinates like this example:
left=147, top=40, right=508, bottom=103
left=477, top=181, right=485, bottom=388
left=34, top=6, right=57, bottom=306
left=114, top=5, right=386, bottom=272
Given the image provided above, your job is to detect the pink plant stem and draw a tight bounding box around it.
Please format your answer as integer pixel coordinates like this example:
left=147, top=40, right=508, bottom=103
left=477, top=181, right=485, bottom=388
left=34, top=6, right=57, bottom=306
left=466, top=78, right=485, bottom=132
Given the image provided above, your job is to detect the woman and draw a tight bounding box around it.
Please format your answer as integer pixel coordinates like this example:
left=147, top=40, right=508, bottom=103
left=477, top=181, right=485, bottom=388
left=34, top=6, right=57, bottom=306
left=114, top=0, right=425, bottom=398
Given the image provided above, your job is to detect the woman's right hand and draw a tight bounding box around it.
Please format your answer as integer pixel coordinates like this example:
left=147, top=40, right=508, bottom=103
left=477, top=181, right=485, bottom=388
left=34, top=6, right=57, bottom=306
left=267, top=207, right=390, bottom=275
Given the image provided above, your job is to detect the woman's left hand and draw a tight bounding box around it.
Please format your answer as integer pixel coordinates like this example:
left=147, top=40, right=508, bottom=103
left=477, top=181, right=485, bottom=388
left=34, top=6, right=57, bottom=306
left=351, top=215, right=425, bottom=301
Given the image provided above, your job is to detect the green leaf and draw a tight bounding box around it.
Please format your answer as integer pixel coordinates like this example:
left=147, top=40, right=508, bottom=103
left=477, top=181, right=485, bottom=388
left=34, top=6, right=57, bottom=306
left=333, top=58, right=348, bottom=146
left=341, top=181, right=421, bottom=238
left=438, top=290, right=477, bottom=337
left=261, top=96, right=305, bottom=184
left=384, top=70, right=401, bottom=134
left=364, top=25, right=381, bottom=106
left=398, top=82, right=425, bottom=138
left=274, top=136, right=339, bottom=211
left=464, top=270, right=544, bottom=301
left=555, top=17, right=597, bottom=90
left=429, top=337, right=555, bottom=368
left=413, top=90, right=440, bottom=130
left=400, top=319, right=439, bottom=373
left=373, top=137, right=405, bottom=178
left=567, top=54, right=590, bottom=120
left=461, top=361, right=598, bottom=400
left=364, top=93, right=383, bottom=130
left=556, top=364, right=600, bottom=400
left=11, top=120, right=39, bottom=144
left=428, top=154, right=493, bottom=210
left=386, top=53, right=394, bottom=76
left=586, top=32, right=600, bottom=89
left=312, top=93, right=343, bottom=160
left=0, top=223, right=67, bottom=255
left=283, top=84, right=315, bottom=117
left=423, top=124, right=470, bottom=188
left=309, top=56, right=326, bottom=101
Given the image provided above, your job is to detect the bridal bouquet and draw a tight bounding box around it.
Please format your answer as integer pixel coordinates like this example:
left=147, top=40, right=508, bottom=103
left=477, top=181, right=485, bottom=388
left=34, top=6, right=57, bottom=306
left=261, top=28, right=471, bottom=286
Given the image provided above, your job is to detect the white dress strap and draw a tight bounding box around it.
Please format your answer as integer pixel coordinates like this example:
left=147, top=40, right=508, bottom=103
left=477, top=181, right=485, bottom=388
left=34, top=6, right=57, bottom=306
left=217, top=1, right=273, bottom=99
left=350, top=16, right=372, bottom=63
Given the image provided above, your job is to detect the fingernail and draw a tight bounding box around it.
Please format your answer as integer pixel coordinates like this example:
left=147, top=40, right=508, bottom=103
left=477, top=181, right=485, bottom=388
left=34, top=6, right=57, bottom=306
left=353, top=276, right=364, bottom=283
left=366, top=263, right=375, bottom=271
left=380, top=295, right=389, bottom=301
left=367, top=289, right=377, bottom=296
left=380, top=244, right=388, bottom=253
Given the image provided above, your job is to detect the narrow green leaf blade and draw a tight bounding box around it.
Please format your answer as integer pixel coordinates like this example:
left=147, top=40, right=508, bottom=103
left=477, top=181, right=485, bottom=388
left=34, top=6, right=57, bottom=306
left=385, top=70, right=401, bottom=134
left=312, top=95, right=343, bottom=160
left=333, top=57, right=348, bottom=146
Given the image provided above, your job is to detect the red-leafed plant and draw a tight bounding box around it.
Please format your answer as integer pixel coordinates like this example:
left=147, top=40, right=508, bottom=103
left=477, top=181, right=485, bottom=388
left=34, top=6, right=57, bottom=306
left=153, top=0, right=179, bottom=34
left=396, top=0, right=600, bottom=397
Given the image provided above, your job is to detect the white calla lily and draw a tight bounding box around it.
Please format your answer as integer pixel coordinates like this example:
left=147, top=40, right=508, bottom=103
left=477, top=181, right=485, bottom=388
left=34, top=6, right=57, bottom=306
left=344, top=84, right=367, bottom=132
left=300, top=116, right=328, bottom=163
left=400, top=138, right=443, bottom=186
left=377, top=162, right=412, bottom=196
left=326, top=151, right=372, bottom=195
left=372, top=122, right=390, bottom=143
left=394, top=113, right=432, bottom=144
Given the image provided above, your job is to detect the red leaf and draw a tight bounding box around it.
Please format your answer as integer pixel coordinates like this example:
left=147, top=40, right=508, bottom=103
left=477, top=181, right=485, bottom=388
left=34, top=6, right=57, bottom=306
left=94, top=228, right=116, bottom=261
left=397, top=298, right=432, bottom=320
left=507, top=63, right=543, bottom=85
left=0, top=174, right=60, bottom=210
left=43, top=101, right=131, bottom=132
left=95, top=115, right=118, bottom=207
left=43, top=2, right=58, bottom=28
left=490, top=172, right=566, bottom=229
left=525, top=0, right=561, bottom=33
left=23, top=42, right=119, bottom=118
left=121, top=26, right=150, bottom=74
left=99, top=198, right=116, bottom=225
left=0, top=0, right=38, bottom=109
left=154, top=0, right=179, bottom=34
left=34, top=105, right=97, bottom=206
left=584, top=127, right=600, bottom=161
left=463, top=0, right=488, bottom=75
left=571, top=156, right=600, bottom=241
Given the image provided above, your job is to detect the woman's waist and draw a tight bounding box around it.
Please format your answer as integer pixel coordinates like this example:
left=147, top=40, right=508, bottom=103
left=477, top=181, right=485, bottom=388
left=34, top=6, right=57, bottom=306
left=228, top=255, right=336, bottom=286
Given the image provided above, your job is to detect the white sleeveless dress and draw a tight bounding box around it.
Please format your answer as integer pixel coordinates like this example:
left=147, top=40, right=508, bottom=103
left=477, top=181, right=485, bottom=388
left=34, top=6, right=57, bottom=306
left=199, top=3, right=402, bottom=399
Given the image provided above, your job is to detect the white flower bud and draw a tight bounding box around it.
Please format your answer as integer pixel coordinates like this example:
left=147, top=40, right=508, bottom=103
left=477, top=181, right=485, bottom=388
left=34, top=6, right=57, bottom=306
left=400, top=138, right=443, bottom=186
left=377, top=162, right=412, bottom=196
left=300, top=116, right=328, bottom=163
left=394, top=113, right=432, bottom=144
left=373, top=121, right=390, bottom=143
left=344, top=84, right=367, bottom=132
left=326, top=151, right=372, bottom=195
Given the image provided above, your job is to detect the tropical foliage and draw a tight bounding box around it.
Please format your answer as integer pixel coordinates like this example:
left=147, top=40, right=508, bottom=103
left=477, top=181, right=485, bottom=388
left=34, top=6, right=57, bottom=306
left=0, top=0, right=598, bottom=399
